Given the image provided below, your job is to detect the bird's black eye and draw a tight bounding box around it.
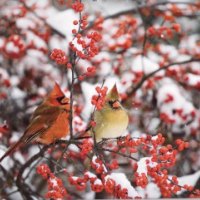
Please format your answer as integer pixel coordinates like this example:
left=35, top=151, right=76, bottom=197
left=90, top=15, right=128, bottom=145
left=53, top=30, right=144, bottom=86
left=108, top=100, right=114, bottom=107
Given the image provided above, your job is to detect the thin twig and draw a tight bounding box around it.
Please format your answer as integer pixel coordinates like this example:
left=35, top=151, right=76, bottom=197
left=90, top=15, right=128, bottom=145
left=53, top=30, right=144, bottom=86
left=100, top=147, right=138, bottom=162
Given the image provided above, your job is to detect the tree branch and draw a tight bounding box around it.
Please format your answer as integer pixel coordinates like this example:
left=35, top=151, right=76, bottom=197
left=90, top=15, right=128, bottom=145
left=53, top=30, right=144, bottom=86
left=122, top=58, right=200, bottom=104
left=100, top=147, right=138, bottom=162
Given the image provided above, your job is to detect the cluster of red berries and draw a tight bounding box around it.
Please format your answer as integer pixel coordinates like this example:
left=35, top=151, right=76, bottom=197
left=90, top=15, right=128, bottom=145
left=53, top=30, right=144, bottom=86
left=1, top=79, right=11, bottom=88
left=114, top=184, right=129, bottom=199
left=81, top=15, right=89, bottom=29
left=87, top=32, right=102, bottom=43
left=37, top=163, right=51, bottom=179
left=109, top=37, right=132, bottom=51
left=37, top=163, right=68, bottom=199
left=70, top=31, right=101, bottom=60
left=113, top=17, right=137, bottom=38
left=155, top=145, right=177, bottom=167
left=130, top=135, right=191, bottom=197
left=46, top=176, right=68, bottom=199
left=144, top=79, right=155, bottom=89
left=69, top=172, right=132, bottom=198
left=134, top=158, right=195, bottom=198
left=72, top=14, right=88, bottom=33
left=70, top=3, right=101, bottom=60
left=166, top=68, right=178, bottom=77
left=107, top=159, right=119, bottom=170
left=3, top=35, right=26, bottom=59
left=0, top=123, right=9, bottom=135
left=91, top=156, right=106, bottom=174
left=71, top=0, right=84, bottom=13
left=104, top=178, right=115, bottom=193
left=134, top=172, right=148, bottom=188
left=91, top=86, right=108, bottom=110
left=105, top=177, right=135, bottom=199
left=151, top=169, right=196, bottom=198
left=90, top=177, right=103, bottom=193
left=132, top=72, right=144, bottom=84
left=103, top=134, right=193, bottom=197
left=68, top=176, right=87, bottom=191
left=67, top=133, right=193, bottom=198
left=189, top=189, right=200, bottom=198
left=69, top=172, right=104, bottom=192
left=164, top=94, right=174, bottom=103
left=147, top=23, right=181, bottom=39
left=169, top=5, right=183, bottom=17
left=116, top=134, right=165, bottom=150
left=195, top=82, right=200, bottom=89
left=79, top=139, right=93, bottom=157
left=184, top=75, right=200, bottom=90
left=12, top=5, right=27, bottom=18
left=50, top=49, right=68, bottom=65
left=160, top=108, right=196, bottom=125
left=160, top=112, right=176, bottom=124
left=69, top=1, right=102, bottom=82
left=90, top=179, right=104, bottom=193
left=150, top=170, right=181, bottom=197
left=175, top=139, right=189, bottom=151
left=102, top=16, right=137, bottom=51
left=78, top=66, right=96, bottom=81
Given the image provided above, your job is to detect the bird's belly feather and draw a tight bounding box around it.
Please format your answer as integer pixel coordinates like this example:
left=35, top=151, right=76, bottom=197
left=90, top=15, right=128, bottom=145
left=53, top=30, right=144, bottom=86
left=95, top=110, right=128, bottom=142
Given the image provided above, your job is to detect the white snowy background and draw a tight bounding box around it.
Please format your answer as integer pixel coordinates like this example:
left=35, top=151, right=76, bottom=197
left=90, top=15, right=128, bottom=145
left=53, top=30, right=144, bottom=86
left=0, top=0, right=199, bottom=199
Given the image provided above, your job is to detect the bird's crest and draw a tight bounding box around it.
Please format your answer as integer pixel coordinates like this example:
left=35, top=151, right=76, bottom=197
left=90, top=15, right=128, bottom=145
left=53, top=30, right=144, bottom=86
left=49, top=82, right=65, bottom=98
left=107, top=84, right=119, bottom=100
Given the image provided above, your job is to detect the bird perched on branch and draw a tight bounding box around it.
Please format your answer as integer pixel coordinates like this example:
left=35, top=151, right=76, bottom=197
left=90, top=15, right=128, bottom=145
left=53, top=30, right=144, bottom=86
left=93, top=84, right=129, bottom=143
left=0, top=83, right=70, bottom=162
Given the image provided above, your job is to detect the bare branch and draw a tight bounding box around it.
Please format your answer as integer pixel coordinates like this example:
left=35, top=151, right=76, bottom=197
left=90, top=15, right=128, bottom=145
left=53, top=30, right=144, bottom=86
left=122, top=58, right=200, bottom=104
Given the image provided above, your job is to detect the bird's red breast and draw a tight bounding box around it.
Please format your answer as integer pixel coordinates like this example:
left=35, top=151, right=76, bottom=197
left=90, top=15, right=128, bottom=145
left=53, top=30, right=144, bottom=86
left=36, top=111, right=69, bottom=144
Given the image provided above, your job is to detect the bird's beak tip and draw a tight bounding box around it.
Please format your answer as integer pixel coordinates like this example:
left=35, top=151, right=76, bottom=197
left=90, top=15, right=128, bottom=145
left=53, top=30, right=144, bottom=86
left=61, top=97, right=70, bottom=104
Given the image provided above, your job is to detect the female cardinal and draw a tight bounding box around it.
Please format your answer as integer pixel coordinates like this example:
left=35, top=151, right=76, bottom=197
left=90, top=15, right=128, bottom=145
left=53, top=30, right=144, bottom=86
left=93, top=84, right=129, bottom=142
left=0, top=83, right=70, bottom=162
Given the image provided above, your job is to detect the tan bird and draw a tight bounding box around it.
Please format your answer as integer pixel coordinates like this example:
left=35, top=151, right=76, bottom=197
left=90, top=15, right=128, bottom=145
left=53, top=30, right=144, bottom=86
left=93, top=84, right=129, bottom=143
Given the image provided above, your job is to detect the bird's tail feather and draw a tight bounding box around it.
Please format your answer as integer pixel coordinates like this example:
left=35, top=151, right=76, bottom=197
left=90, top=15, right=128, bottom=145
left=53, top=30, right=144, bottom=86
left=0, top=139, right=23, bottom=163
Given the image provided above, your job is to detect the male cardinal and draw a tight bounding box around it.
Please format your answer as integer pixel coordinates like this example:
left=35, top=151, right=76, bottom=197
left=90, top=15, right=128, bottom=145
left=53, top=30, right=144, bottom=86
left=0, top=83, right=70, bottom=162
left=93, top=84, right=129, bottom=142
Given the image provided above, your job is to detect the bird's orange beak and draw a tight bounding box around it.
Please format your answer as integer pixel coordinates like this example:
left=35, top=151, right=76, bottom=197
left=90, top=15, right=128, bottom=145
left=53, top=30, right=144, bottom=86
left=113, top=101, right=120, bottom=109
left=61, top=97, right=70, bottom=105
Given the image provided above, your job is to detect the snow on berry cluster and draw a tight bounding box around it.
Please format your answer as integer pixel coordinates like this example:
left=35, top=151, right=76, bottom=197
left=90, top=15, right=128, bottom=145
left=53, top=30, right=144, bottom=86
left=68, top=163, right=140, bottom=198
left=3, top=35, right=26, bottom=59
left=37, top=164, right=68, bottom=200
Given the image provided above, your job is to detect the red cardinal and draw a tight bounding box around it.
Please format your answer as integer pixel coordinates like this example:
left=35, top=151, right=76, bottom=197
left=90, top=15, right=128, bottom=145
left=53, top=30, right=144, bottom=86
left=0, top=83, right=70, bottom=162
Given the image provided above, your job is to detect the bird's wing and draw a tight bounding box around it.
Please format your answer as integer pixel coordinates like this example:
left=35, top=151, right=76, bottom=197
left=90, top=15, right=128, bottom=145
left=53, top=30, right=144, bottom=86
left=31, top=104, right=61, bottom=119
left=94, top=110, right=103, bottom=123
left=93, top=110, right=105, bottom=132
left=24, top=126, right=48, bottom=144
left=24, top=106, right=62, bottom=143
